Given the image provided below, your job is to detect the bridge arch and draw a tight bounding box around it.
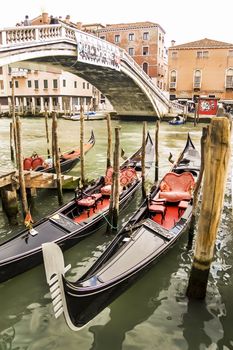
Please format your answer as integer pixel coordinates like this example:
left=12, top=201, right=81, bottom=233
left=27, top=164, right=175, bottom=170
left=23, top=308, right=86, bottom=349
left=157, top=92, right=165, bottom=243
left=0, top=24, right=182, bottom=118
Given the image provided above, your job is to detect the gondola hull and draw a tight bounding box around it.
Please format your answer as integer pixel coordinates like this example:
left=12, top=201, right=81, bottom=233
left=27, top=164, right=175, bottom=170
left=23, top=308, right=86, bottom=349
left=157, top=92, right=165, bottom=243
left=42, top=133, right=201, bottom=331
left=0, top=133, right=154, bottom=283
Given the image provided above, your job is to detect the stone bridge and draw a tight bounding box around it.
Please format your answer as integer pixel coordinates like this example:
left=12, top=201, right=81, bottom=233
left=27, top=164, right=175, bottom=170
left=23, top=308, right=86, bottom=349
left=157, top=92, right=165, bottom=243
left=0, top=24, right=182, bottom=118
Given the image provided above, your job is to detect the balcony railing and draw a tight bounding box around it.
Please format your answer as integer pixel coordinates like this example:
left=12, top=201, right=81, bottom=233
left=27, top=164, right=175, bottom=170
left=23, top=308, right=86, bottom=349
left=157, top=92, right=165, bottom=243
left=169, top=82, right=176, bottom=89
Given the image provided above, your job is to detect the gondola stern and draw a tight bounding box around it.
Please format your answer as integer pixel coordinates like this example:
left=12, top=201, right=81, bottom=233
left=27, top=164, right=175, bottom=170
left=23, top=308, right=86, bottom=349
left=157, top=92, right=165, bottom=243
left=42, top=243, right=84, bottom=331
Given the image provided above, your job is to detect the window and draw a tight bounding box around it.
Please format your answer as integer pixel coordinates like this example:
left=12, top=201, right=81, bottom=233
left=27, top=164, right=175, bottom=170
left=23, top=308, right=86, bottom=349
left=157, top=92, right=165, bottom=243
left=128, top=47, right=134, bottom=56
left=34, top=80, right=39, bottom=89
left=228, top=50, right=233, bottom=57
left=74, top=81, right=77, bottom=88
left=197, top=51, right=209, bottom=58
left=226, top=68, right=233, bottom=88
left=143, top=47, right=149, bottom=56
left=143, top=32, right=149, bottom=40
left=100, top=36, right=105, bottom=40
left=0, top=67, right=2, bottom=74
left=171, top=51, right=178, bottom=59
left=83, top=82, right=85, bottom=89
left=63, top=79, right=66, bottom=87
left=87, top=83, right=89, bottom=89
left=0, top=80, right=4, bottom=89
left=170, top=70, right=177, bottom=88
left=53, top=79, right=58, bottom=89
left=28, top=80, right=32, bottom=88
left=193, top=70, right=201, bottom=88
left=129, top=33, right=134, bottom=41
left=15, top=80, right=19, bottom=88
left=142, top=62, right=148, bottom=74
left=43, top=80, right=48, bottom=89
left=115, top=35, right=120, bottom=43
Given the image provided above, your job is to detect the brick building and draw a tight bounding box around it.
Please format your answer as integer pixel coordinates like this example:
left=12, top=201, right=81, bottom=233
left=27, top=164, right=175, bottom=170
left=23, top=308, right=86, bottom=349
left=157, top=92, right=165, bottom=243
left=168, top=38, right=233, bottom=103
left=83, top=21, right=168, bottom=91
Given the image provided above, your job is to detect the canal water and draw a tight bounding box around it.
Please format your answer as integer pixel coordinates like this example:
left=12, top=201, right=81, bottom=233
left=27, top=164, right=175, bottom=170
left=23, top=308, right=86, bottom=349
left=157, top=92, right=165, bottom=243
left=0, top=117, right=232, bottom=350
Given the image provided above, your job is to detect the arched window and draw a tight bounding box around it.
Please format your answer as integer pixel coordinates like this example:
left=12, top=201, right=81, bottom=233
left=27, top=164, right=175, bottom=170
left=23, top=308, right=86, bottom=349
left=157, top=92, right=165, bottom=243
left=142, top=62, right=148, bottom=74
left=226, top=68, right=233, bottom=88
left=170, top=70, right=177, bottom=88
left=193, top=70, right=201, bottom=88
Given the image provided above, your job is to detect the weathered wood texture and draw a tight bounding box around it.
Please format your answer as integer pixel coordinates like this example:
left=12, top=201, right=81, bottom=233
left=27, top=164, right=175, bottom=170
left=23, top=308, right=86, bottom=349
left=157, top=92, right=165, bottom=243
left=187, top=117, right=231, bottom=299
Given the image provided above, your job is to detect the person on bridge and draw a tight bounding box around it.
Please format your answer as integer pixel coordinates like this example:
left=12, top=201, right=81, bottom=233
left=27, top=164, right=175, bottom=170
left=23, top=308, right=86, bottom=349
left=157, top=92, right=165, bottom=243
left=23, top=15, right=31, bottom=26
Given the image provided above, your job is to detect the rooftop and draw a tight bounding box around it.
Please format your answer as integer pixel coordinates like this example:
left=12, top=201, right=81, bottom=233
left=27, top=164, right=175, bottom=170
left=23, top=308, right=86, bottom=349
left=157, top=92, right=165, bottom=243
left=170, top=38, right=233, bottom=49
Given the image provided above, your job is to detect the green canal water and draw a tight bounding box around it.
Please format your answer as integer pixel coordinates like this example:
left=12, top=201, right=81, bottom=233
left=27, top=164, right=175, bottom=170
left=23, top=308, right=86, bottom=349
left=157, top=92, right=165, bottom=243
left=0, top=117, right=232, bottom=350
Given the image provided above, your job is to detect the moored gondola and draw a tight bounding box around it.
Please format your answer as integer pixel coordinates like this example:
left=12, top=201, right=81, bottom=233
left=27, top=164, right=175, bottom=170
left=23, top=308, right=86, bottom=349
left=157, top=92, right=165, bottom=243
left=0, top=132, right=154, bottom=283
left=23, top=130, right=95, bottom=174
left=42, top=133, right=201, bottom=330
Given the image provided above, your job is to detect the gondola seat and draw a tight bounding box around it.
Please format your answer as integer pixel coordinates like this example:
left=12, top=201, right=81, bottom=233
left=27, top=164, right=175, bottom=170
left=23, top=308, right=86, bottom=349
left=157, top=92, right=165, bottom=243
left=23, top=157, right=33, bottom=170
left=91, top=193, right=103, bottom=205
left=76, top=197, right=96, bottom=217
left=148, top=202, right=166, bottom=223
left=158, top=172, right=195, bottom=202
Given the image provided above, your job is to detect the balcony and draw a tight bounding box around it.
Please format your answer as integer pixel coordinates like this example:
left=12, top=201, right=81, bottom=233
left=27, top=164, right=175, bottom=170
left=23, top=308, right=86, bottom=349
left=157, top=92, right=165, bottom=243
left=193, top=82, right=201, bottom=91
left=169, top=82, right=176, bottom=90
left=226, top=83, right=233, bottom=90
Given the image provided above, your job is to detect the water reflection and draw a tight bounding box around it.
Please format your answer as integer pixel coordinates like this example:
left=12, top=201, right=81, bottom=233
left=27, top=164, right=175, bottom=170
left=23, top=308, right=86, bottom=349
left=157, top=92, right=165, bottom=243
left=0, top=118, right=232, bottom=349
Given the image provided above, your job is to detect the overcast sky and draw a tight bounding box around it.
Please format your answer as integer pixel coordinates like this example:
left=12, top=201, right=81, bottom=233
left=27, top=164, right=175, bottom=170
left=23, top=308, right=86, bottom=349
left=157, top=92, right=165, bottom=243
left=0, top=0, right=232, bottom=47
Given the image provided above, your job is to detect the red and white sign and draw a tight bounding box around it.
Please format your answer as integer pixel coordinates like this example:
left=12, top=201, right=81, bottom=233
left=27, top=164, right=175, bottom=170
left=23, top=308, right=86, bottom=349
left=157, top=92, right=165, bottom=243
left=198, top=98, right=218, bottom=115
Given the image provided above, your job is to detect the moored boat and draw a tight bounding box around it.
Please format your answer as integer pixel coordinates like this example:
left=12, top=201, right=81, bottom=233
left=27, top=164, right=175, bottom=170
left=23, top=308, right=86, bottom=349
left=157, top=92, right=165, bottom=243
left=169, top=115, right=185, bottom=125
left=42, top=133, right=201, bottom=330
left=23, top=130, right=95, bottom=174
left=0, top=132, right=154, bottom=283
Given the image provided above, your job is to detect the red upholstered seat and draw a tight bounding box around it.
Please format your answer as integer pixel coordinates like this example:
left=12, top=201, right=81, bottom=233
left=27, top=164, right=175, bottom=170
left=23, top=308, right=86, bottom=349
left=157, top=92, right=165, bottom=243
left=91, top=193, right=102, bottom=201
left=77, top=197, right=95, bottom=207
left=23, top=157, right=33, bottom=170
left=31, top=157, right=44, bottom=170
left=148, top=204, right=166, bottom=223
left=159, top=172, right=195, bottom=202
left=120, top=167, right=137, bottom=187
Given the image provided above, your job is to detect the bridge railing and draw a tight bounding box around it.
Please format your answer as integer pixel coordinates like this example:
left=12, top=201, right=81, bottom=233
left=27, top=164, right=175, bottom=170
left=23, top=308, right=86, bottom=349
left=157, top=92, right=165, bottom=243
left=0, top=24, right=76, bottom=46
left=121, top=50, right=170, bottom=105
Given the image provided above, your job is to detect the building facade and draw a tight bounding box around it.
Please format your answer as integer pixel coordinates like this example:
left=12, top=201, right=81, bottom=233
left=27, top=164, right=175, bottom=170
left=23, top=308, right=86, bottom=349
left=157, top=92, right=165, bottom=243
left=168, top=38, right=233, bottom=103
left=83, top=21, right=168, bottom=91
left=0, top=13, right=105, bottom=115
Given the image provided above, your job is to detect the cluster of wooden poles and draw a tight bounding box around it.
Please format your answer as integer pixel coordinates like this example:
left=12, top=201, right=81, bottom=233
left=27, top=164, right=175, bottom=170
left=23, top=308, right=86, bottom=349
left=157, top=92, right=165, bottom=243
left=6, top=94, right=233, bottom=299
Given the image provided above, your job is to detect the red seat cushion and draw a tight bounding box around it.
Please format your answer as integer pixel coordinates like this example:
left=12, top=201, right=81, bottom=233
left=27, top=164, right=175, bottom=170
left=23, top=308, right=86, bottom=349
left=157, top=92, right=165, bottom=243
left=160, top=191, right=191, bottom=202
left=77, top=197, right=95, bottom=207
left=148, top=204, right=166, bottom=214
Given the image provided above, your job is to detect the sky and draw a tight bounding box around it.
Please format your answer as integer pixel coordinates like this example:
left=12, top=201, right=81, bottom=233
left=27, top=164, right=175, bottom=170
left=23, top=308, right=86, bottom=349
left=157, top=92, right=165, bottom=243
left=0, top=0, right=232, bottom=47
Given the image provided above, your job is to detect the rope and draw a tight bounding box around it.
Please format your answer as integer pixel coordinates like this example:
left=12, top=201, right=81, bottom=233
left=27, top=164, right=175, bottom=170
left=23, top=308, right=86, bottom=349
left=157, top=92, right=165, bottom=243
left=100, top=211, right=118, bottom=230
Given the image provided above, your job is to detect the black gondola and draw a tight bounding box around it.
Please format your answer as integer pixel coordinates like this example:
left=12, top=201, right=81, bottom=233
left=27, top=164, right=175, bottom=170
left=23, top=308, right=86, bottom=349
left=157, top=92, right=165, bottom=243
left=0, top=132, right=154, bottom=283
left=42, top=133, right=201, bottom=331
left=23, top=131, right=95, bottom=174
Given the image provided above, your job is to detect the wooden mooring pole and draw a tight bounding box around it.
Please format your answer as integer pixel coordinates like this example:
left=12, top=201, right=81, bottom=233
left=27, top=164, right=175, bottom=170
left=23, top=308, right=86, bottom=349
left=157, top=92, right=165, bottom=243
left=52, top=112, right=63, bottom=205
left=10, top=122, right=14, bottom=161
left=44, top=108, right=50, bottom=158
left=141, top=122, right=147, bottom=198
left=16, top=115, right=29, bottom=217
left=106, top=113, right=112, bottom=169
left=154, top=120, right=159, bottom=182
left=108, top=127, right=120, bottom=233
left=80, top=105, right=85, bottom=187
left=186, top=117, right=231, bottom=299
left=0, top=189, right=19, bottom=225
left=188, top=127, right=208, bottom=241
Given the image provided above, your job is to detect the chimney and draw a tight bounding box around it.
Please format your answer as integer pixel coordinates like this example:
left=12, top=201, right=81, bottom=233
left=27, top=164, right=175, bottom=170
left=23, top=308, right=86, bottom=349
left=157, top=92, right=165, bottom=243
left=171, top=40, right=176, bottom=46
left=42, top=12, right=49, bottom=24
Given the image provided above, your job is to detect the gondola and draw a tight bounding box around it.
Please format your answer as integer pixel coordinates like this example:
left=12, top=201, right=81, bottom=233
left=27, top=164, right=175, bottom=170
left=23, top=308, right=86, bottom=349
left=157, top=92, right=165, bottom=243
left=42, top=133, right=201, bottom=331
left=169, top=115, right=185, bottom=125
left=23, top=130, right=95, bottom=174
left=0, top=132, right=154, bottom=283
